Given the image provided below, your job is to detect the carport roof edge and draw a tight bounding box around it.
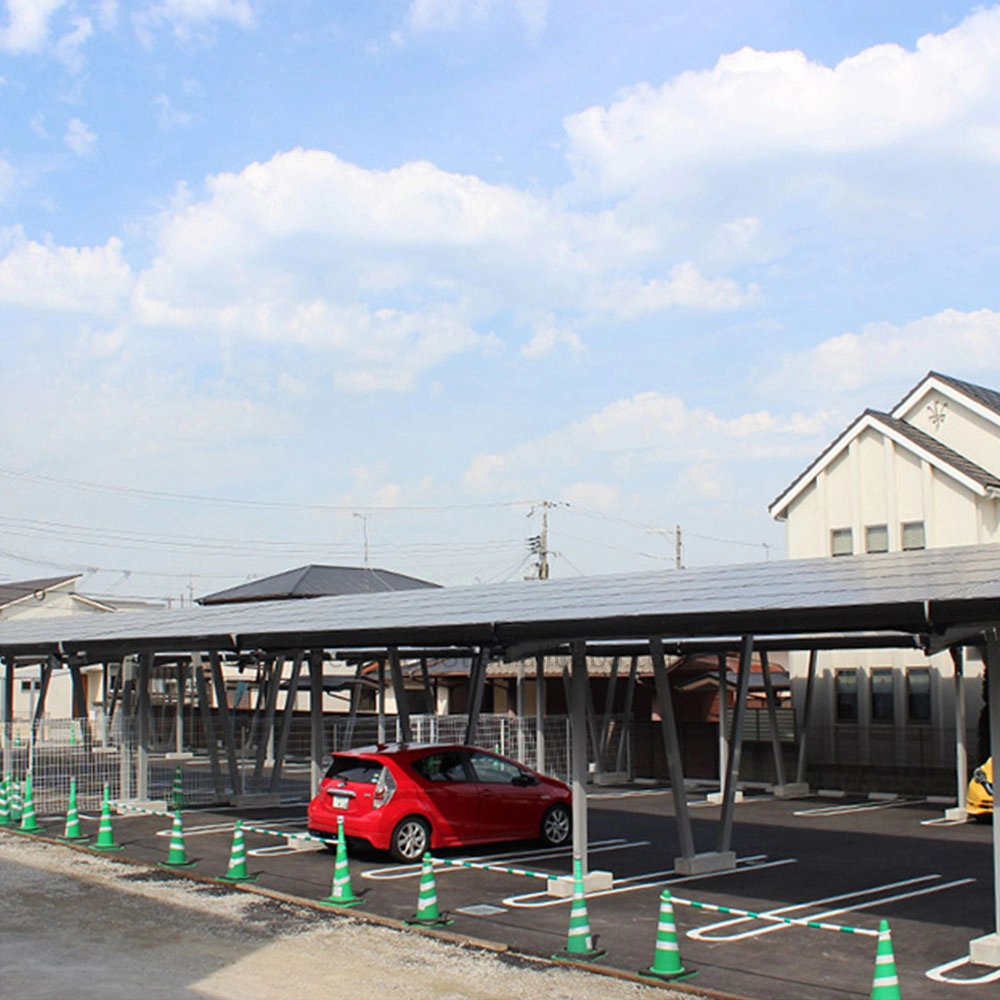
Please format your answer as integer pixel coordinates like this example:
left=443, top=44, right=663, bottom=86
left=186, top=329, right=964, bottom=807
left=2, top=543, right=1000, bottom=660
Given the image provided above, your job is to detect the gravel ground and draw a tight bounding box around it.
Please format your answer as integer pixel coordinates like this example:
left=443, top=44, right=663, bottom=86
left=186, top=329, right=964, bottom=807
left=0, top=835, right=692, bottom=1000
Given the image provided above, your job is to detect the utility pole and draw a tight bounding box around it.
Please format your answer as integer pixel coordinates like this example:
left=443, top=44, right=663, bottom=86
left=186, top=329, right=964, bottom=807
left=649, top=526, right=683, bottom=569
left=527, top=500, right=559, bottom=579
left=353, top=513, right=370, bottom=567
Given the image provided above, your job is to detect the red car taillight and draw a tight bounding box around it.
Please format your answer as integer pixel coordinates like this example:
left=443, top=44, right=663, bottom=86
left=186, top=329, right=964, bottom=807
left=372, top=766, right=396, bottom=809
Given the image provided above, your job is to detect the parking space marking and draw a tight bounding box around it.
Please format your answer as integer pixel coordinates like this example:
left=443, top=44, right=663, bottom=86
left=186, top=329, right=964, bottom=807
left=690, top=795, right=774, bottom=809
left=503, top=855, right=798, bottom=908
left=587, top=789, right=669, bottom=800
left=792, top=797, right=927, bottom=818
left=688, top=874, right=975, bottom=942
left=926, top=955, right=1000, bottom=985
left=363, top=838, right=645, bottom=881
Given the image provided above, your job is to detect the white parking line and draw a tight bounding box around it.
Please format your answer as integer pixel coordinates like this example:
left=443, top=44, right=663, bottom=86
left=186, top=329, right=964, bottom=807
left=688, top=874, right=975, bottom=942
left=926, top=955, right=1000, bottom=985
left=503, top=855, right=798, bottom=909
left=363, top=838, right=645, bottom=881
left=792, top=797, right=926, bottom=818
left=587, top=789, right=669, bottom=800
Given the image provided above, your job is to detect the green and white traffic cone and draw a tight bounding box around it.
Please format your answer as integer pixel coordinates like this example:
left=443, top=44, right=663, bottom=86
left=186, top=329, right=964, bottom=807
left=552, top=856, right=605, bottom=961
left=319, top=817, right=364, bottom=907
left=171, top=765, right=185, bottom=809
left=18, top=771, right=42, bottom=833
left=69, top=723, right=77, bottom=746
left=405, top=853, right=452, bottom=927
left=870, top=919, right=902, bottom=1000
left=642, top=889, right=695, bottom=981
left=217, top=820, right=258, bottom=882
left=11, top=776, right=23, bottom=823
left=60, top=777, right=88, bottom=841
left=159, top=810, right=197, bottom=869
left=0, top=774, right=11, bottom=827
left=91, top=784, right=124, bottom=852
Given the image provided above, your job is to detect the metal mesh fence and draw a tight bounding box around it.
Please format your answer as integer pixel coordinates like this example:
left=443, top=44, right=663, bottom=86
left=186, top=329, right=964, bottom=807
left=2, top=712, right=634, bottom=815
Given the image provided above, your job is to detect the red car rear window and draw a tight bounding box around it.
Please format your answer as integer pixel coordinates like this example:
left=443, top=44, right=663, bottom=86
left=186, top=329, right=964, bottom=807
left=324, top=756, right=382, bottom=783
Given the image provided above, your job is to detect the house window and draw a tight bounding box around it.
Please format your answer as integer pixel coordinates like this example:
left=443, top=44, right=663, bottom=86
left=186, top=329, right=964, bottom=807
left=907, top=668, right=931, bottom=723
left=870, top=668, right=894, bottom=723
left=865, top=524, right=889, bottom=553
left=901, top=521, right=926, bottom=550
left=831, top=528, right=854, bottom=557
left=835, top=670, right=858, bottom=722
left=20, top=680, right=36, bottom=692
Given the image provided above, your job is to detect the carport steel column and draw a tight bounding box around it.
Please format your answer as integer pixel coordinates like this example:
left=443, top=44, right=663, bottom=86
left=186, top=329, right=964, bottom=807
left=649, top=636, right=695, bottom=860
left=569, top=641, right=591, bottom=874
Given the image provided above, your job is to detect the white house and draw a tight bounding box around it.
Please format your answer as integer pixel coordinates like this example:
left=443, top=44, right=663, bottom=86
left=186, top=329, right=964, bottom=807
left=0, top=575, right=117, bottom=720
left=769, top=372, right=998, bottom=784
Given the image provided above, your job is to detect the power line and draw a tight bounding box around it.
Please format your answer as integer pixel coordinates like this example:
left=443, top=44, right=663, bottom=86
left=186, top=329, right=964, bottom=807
left=0, top=466, right=537, bottom=514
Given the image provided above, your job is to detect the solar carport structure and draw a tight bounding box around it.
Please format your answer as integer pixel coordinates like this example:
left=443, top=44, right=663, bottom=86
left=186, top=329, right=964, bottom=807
left=1, top=543, right=999, bottom=966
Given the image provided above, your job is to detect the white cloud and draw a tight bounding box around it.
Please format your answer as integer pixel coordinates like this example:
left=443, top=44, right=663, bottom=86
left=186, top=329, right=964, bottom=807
left=153, top=93, right=193, bottom=128
left=54, top=14, right=92, bottom=71
left=520, top=322, right=584, bottom=359
left=0, top=0, right=65, bottom=54
left=0, top=230, right=133, bottom=314
left=564, top=7, right=1000, bottom=195
left=591, top=263, right=758, bottom=319
left=0, top=155, right=15, bottom=201
left=561, top=481, right=619, bottom=511
left=136, top=0, right=256, bottom=43
left=64, top=116, right=97, bottom=156
left=763, top=308, right=1000, bottom=397
left=409, top=0, right=546, bottom=38
left=463, top=390, right=824, bottom=498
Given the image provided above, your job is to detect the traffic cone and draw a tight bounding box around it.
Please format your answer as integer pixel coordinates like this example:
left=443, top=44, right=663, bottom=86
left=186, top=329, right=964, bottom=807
left=11, top=776, right=23, bottom=822
left=18, top=771, right=43, bottom=833
left=0, top=774, right=11, bottom=827
left=69, top=723, right=77, bottom=746
left=552, top=856, right=605, bottom=961
left=405, top=853, right=452, bottom=926
left=159, top=810, right=197, bottom=869
left=14, top=731, right=21, bottom=748
left=91, top=784, right=124, bottom=852
left=217, top=820, right=258, bottom=882
left=60, top=777, right=88, bottom=841
left=319, top=817, right=364, bottom=907
left=870, top=919, right=902, bottom=1000
left=642, top=889, right=696, bottom=981
left=171, top=765, right=185, bottom=809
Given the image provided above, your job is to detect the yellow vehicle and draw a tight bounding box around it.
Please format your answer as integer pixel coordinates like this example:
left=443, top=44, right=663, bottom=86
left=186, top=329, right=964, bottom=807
left=968, top=758, right=994, bottom=820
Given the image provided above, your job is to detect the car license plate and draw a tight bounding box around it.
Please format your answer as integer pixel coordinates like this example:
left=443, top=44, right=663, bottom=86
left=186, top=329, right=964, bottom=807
left=332, top=795, right=349, bottom=810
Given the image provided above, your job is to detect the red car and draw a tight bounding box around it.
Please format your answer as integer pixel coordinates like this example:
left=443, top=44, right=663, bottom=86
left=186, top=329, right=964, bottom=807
left=307, top=743, right=572, bottom=861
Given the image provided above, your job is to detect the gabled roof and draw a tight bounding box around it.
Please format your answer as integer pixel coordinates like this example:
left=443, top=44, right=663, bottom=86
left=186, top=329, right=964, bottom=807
left=769, top=407, right=1000, bottom=520
left=890, top=371, right=1000, bottom=426
left=0, top=575, right=82, bottom=611
left=198, top=564, right=440, bottom=605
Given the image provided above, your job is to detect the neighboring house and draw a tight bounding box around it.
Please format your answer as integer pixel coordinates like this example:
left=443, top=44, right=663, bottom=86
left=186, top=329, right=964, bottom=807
left=769, top=371, right=997, bottom=784
left=0, top=575, right=116, bottom=719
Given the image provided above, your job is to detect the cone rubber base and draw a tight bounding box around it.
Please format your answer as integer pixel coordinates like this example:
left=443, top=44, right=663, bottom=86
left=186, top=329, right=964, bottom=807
left=404, top=915, right=454, bottom=927
left=59, top=834, right=90, bottom=842
left=217, top=873, right=259, bottom=883
left=159, top=860, right=198, bottom=870
left=90, top=842, right=125, bottom=852
left=11, top=825, right=45, bottom=835
left=640, top=966, right=698, bottom=982
left=318, top=896, right=365, bottom=908
left=551, top=948, right=606, bottom=963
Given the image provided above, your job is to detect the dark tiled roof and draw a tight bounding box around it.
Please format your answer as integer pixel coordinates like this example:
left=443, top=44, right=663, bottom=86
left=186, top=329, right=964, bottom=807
left=926, top=372, right=1000, bottom=417
left=198, top=564, right=440, bottom=605
left=875, top=411, right=1000, bottom=490
left=0, top=575, right=81, bottom=610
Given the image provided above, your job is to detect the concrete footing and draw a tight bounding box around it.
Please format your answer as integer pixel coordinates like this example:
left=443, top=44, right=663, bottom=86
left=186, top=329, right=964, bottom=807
left=592, top=771, right=629, bottom=786
left=546, top=869, right=614, bottom=897
left=706, top=790, right=743, bottom=805
left=970, top=932, right=1000, bottom=967
left=944, top=806, right=969, bottom=822
left=772, top=782, right=811, bottom=799
left=674, top=851, right=737, bottom=875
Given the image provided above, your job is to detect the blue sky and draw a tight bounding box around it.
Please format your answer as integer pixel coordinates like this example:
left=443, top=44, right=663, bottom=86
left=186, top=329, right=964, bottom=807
left=2, top=0, right=1000, bottom=602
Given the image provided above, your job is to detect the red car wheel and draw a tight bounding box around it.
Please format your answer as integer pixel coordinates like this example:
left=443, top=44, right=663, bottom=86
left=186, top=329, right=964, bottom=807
left=390, top=816, right=431, bottom=862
